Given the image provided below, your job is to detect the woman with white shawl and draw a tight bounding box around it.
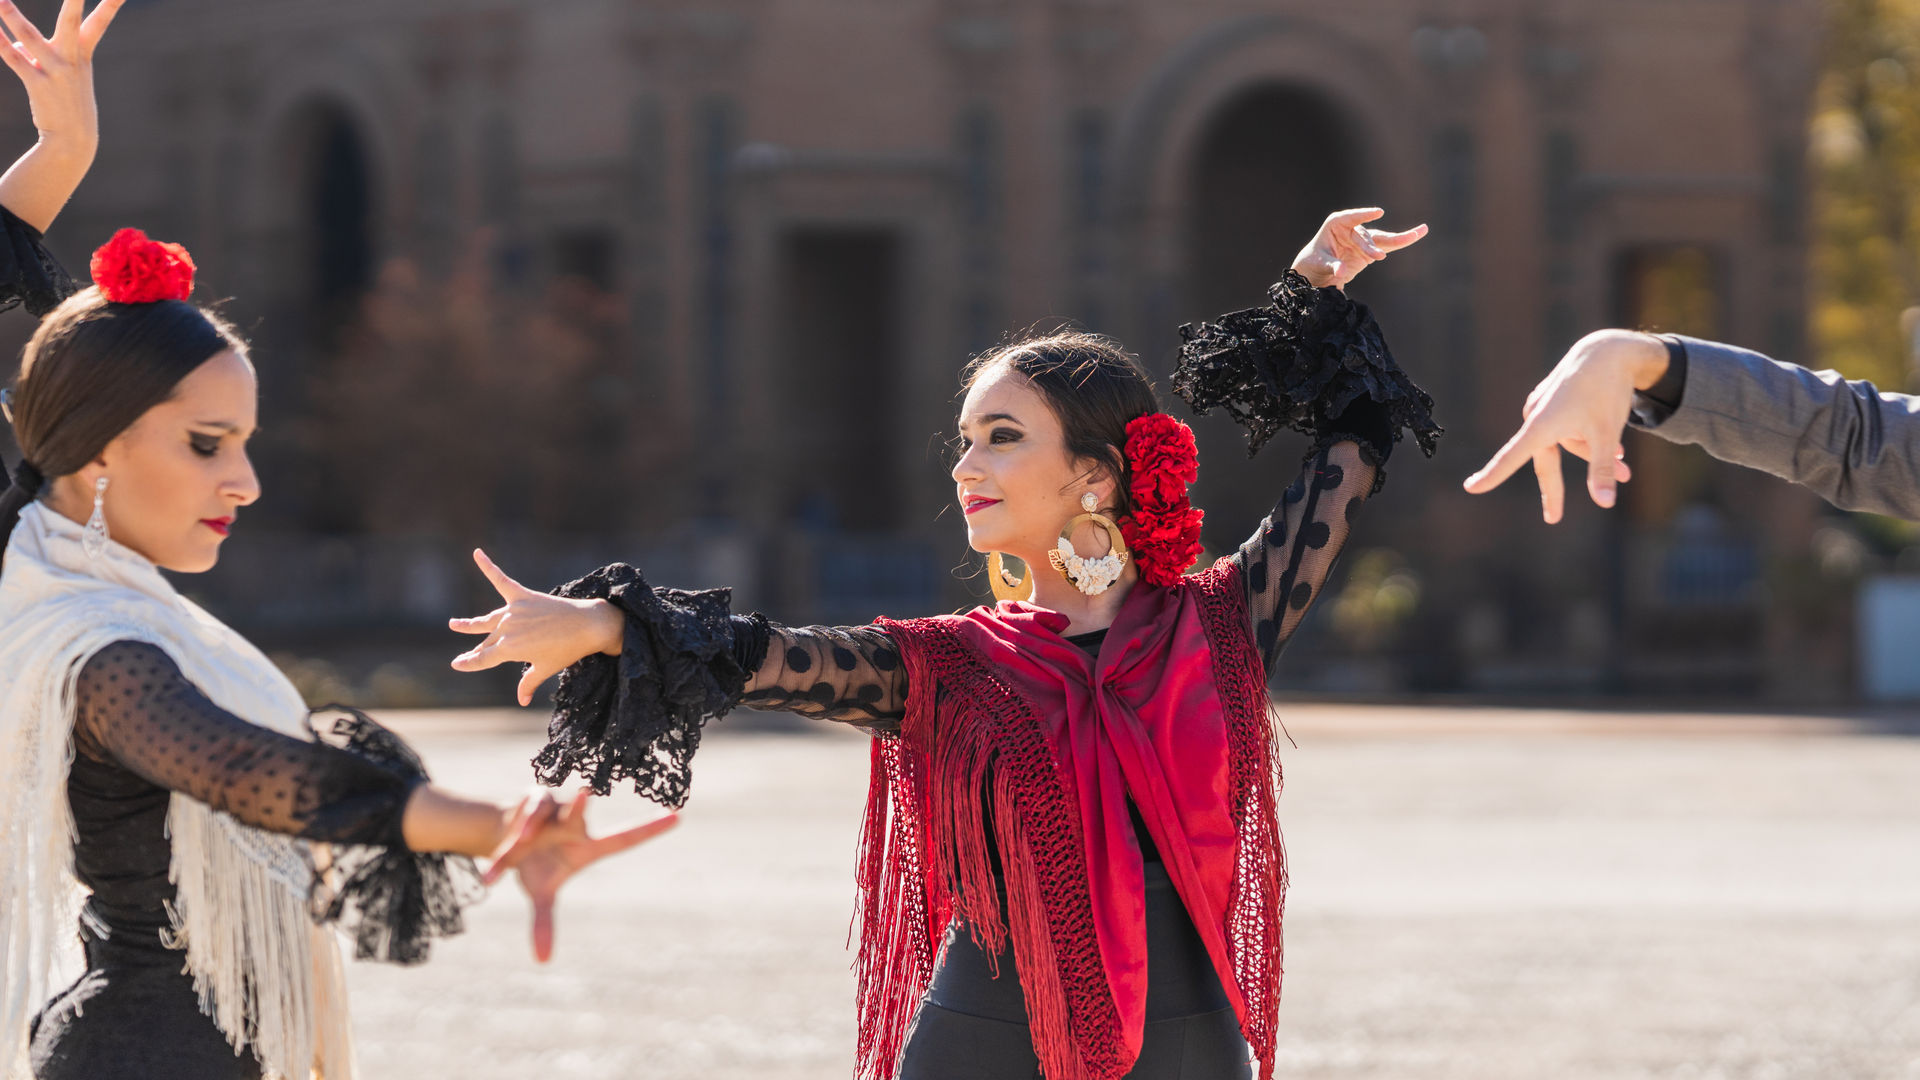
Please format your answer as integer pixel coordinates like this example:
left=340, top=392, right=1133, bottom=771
left=0, top=5, right=670, bottom=1077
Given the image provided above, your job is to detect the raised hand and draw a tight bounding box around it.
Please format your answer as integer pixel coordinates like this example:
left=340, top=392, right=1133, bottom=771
left=482, top=789, right=677, bottom=963
left=449, top=548, right=624, bottom=706
left=1290, top=207, right=1427, bottom=291
left=0, top=0, right=125, bottom=231
left=1462, top=329, right=1670, bottom=523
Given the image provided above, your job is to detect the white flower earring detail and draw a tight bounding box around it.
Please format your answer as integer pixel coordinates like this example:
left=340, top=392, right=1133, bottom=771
left=82, top=476, right=110, bottom=560
left=1049, top=491, right=1131, bottom=597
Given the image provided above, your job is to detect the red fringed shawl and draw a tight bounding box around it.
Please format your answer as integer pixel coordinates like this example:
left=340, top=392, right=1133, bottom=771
left=857, top=559, right=1286, bottom=1080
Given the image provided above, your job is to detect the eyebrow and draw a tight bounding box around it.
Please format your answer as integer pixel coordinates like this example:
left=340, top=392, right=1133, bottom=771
left=959, top=412, right=1024, bottom=430
left=188, top=421, right=245, bottom=435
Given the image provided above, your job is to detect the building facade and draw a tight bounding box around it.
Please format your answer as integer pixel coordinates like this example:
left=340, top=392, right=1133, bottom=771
left=6, top=0, right=1839, bottom=697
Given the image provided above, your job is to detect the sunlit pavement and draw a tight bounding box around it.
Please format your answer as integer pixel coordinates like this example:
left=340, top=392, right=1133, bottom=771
left=344, top=706, right=1920, bottom=1080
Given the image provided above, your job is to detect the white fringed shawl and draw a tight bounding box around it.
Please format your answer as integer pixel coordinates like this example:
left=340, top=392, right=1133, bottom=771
left=0, top=502, right=352, bottom=1080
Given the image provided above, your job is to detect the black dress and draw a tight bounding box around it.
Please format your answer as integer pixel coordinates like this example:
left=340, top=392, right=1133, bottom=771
left=25, top=644, right=475, bottom=1080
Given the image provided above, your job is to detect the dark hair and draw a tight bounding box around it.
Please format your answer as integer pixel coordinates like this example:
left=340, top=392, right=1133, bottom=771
left=0, top=286, right=247, bottom=539
left=960, top=330, right=1160, bottom=517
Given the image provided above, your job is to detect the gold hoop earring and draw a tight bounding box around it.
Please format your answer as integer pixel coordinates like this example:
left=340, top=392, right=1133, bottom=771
left=1048, top=491, right=1131, bottom=596
left=988, top=551, right=1033, bottom=603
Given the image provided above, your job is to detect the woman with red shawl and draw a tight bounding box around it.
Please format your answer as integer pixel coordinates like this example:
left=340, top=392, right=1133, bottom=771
left=451, top=209, right=1440, bottom=1080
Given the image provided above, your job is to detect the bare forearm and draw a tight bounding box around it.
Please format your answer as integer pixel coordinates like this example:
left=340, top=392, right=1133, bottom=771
left=401, top=784, right=515, bottom=858
left=0, top=132, right=95, bottom=234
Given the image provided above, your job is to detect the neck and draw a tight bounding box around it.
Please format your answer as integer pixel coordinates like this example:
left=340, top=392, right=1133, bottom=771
left=1023, top=558, right=1138, bottom=635
left=41, top=485, right=89, bottom=530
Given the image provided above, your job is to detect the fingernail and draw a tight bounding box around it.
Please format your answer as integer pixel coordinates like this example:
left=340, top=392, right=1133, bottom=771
left=1597, top=489, right=1615, bottom=508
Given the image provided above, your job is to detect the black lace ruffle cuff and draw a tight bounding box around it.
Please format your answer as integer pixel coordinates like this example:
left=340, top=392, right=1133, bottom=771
left=0, top=204, right=75, bottom=317
left=307, top=708, right=485, bottom=966
left=1171, top=270, right=1441, bottom=484
left=535, top=563, right=760, bottom=808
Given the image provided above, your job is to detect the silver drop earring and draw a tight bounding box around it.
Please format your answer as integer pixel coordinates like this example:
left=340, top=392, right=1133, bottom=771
left=82, top=476, right=109, bottom=560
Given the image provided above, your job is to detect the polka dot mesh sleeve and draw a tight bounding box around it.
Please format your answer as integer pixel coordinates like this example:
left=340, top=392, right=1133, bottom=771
left=72, top=641, right=418, bottom=848
left=739, top=624, right=906, bottom=733
left=1228, top=439, right=1380, bottom=676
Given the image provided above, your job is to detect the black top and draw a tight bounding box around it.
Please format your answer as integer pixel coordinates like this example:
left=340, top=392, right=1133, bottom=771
left=66, top=642, right=425, bottom=958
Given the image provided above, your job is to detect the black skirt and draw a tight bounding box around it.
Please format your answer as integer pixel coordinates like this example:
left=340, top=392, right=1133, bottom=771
left=896, top=858, right=1253, bottom=1080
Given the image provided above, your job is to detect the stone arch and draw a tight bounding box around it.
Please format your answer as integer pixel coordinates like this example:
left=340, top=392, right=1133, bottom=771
left=1107, top=17, right=1426, bottom=542
left=234, top=44, right=410, bottom=315
left=1110, top=16, right=1423, bottom=344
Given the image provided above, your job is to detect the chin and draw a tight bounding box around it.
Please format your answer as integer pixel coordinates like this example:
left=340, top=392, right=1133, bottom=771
left=161, top=545, right=223, bottom=575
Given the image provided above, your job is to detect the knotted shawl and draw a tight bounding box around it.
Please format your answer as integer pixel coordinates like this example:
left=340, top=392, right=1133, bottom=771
left=857, top=558, right=1284, bottom=1080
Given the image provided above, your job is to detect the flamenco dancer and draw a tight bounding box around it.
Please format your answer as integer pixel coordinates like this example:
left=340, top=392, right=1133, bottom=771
left=0, top=9, right=668, bottom=1079
left=453, top=206, right=1439, bottom=1079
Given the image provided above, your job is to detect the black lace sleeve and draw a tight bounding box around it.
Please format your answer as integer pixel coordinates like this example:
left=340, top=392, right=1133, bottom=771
left=538, top=563, right=762, bottom=807
left=72, top=641, right=481, bottom=965
left=1172, top=269, right=1441, bottom=487
left=0, top=203, right=75, bottom=317
left=306, top=708, right=486, bottom=965
left=739, top=623, right=905, bottom=734
left=1173, top=270, right=1441, bottom=674
left=538, top=564, right=907, bottom=808
left=1228, top=442, right=1381, bottom=673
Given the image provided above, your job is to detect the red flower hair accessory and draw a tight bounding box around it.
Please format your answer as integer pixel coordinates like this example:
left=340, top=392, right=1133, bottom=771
left=90, top=228, right=196, bottom=305
left=1119, top=413, right=1205, bottom=587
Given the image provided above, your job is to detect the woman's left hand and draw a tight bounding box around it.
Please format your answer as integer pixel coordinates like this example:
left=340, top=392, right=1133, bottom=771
left=482, top=789, right=678, bottom=963
left=1290, top=207, right=1427, bottom=290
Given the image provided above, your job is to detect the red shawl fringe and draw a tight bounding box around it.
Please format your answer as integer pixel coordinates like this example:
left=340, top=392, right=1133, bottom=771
left=854, top=561, right=1285, bottom=1080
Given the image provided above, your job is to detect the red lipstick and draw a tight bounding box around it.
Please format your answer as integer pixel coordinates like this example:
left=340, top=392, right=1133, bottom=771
left=201, top=517, right=232, bottom=537
left=963, top=496, right=1001, bottom=516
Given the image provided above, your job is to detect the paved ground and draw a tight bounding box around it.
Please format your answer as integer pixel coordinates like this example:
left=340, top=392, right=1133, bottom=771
left=343, top=706, right=1920, bottom=1080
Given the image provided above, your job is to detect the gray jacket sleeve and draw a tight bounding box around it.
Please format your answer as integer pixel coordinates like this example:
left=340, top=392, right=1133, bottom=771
left=1630, top=335, right=1920, bottom=518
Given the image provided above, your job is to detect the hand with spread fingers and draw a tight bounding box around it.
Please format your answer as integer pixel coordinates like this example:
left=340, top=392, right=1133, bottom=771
left=449, top=548, right=625, bottom=706
left=0, top=0, right=127, bottom=231
left=1289, top=207, right=1428, bottom=291
left=482, top=788, right=678, bottom=963
left=1461, top=329, right=1670, bottom=523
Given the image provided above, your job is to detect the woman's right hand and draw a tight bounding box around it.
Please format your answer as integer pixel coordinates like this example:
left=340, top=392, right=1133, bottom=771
left=449, top=548, right=625, bottom=706
left=482, top=789, right=678, bottom=963
left=0, top=0, right=124, bottom=230
left=0, top=0, right=122, bottom=143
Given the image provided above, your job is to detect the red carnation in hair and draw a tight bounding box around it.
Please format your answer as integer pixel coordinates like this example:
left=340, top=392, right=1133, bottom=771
left=1120, top=413, right=1205, bottom=587
left=90, top=228, right=196, bottom=305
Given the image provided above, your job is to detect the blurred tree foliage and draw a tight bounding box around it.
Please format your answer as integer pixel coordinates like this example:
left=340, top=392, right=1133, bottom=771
left=301, top=233, right=682, bottom=536
left=1812, top=0, right=1920, bottom=389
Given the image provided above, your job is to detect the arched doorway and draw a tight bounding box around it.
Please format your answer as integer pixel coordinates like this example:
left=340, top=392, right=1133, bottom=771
left=300, top=104, right=376, bottom=339
left=264, top=101, right=379, bottom=531
left=1181, top=84, right=1365, bottom=546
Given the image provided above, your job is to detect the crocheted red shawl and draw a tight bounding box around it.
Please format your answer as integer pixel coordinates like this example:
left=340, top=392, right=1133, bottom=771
left=858, top=559, right=1285, bottom=1080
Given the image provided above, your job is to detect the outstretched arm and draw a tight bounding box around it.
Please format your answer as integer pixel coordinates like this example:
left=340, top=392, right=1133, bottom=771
left=1463, top=330, right=1920, bottom=522
left=1179, top=209, right=1437, bottom=673
left=449, top=548, right=906, bottom=730
left=0, top=0, right=124, bottom=233
left=75, top=640, right=671, bottom=963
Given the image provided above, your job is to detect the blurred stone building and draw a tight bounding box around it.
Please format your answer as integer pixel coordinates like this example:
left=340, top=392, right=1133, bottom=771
left=5, top=0, right=1846, bottom=699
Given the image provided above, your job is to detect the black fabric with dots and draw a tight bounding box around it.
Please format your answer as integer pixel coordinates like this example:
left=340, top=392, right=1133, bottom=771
left=738, top=624, right=905, bottom=731
left=71, top=641, right=417, bottom=848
